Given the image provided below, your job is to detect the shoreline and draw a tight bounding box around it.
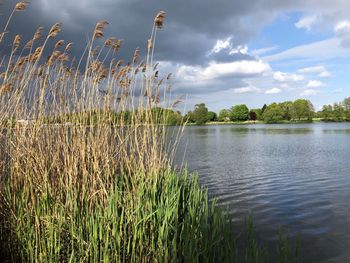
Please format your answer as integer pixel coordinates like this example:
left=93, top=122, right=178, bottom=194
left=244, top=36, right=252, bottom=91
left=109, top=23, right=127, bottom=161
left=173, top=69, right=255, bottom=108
left=186, top=119, right=350, bottom=126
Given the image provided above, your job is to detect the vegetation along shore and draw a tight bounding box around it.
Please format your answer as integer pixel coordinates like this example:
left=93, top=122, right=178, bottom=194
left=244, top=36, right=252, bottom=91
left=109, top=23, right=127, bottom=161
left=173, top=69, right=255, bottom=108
left=184, top=98, right=350, bottom=125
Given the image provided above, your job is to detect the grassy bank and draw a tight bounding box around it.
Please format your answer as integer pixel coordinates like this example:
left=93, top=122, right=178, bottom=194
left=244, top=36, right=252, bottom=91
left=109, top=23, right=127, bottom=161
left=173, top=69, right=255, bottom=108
left=1, top=169, right=235, bottom=262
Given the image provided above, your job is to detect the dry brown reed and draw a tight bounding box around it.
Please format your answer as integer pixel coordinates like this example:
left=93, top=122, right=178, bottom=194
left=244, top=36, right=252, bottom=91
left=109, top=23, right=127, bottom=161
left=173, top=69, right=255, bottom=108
left=0, top=1, right=183, bottom=224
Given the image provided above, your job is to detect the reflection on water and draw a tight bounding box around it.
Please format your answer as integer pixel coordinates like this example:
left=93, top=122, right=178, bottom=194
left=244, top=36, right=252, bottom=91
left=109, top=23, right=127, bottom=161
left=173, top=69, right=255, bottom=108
left=175, top=123, right=350, bottom=263
left=323, top=129, right=350, bottom=134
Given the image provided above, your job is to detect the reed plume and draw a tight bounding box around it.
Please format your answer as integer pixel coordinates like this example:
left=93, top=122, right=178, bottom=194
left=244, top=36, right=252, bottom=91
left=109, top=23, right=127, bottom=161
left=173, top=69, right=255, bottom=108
left=154, top=11, right=166, bottom=29
left=48, top=23, right=62, bottom=38
left=64, top=42, right=73, bottom=52
left=54, top=40, right=65, bottom=49
left=94, top=20, right=109, bottom=39
left=15, top=1, right=29, bottom=11
left=13, top=35, right=21, bottom=51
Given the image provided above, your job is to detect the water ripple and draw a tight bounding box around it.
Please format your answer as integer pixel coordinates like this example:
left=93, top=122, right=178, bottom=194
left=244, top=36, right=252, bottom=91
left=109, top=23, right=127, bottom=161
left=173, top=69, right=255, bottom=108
left=175, top=122, right=350, bottom=263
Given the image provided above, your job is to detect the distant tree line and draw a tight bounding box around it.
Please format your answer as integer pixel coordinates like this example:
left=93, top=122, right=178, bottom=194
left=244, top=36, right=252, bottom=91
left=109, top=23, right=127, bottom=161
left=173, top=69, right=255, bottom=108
left=184, top=97, right=350, bottom=125
left=33, top=97, right=350, bottom=126
left=315, top=97, right=350, bottom=122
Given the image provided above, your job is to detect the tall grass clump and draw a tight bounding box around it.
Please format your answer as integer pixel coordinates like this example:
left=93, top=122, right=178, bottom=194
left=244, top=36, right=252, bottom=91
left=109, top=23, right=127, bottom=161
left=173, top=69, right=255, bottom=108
left=0, top=3, right=237, bottom=262
left=0, top=2, right=299, bottom=262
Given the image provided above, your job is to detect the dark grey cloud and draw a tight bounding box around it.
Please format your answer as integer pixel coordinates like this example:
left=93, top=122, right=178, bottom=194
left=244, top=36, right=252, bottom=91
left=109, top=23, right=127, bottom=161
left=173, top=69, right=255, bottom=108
left=2, top=0, right=350, bottom=111
left=2, top=0, right=350, bottom=64
left=0, top=0, right=282, bottom=65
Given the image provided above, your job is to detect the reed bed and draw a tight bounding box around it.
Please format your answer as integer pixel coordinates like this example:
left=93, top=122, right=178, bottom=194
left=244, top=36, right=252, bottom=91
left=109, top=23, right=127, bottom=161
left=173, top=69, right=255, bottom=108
left=0, top=2, right=298, bottom=262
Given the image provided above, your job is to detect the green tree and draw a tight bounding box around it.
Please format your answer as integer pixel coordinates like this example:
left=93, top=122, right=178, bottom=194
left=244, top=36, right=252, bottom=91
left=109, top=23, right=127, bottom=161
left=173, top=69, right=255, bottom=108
left=345, top=110, right=350, bottom=121
left=342, top=98, right=350, bottom=121
left=261, top=104, right=267, bottom=114
left=184, top=111, right=195, bottom=123
left=230, top=104, right=249, bottom=121
left=249, top=110, right=257, bottom=121
left=343, top=97, right=350, bottom=110
left=292, top=99, right=314, bottom=121
left=321, top=105, right=334, bottom=121
left=333, top=103, right=345, bottom=121
left=193, top=103, right=209, bottom=125
left=207, top=111, right=217, bottom=122
left=250, top=109, right=262, bottom=120
left=249, top=109, right=262, bottom=121
left=279, top=101, right=293, bottom=120
left=218, top=109, right=230, bottom=122
left=262, top=103, right=284, bottom=123
left=166, top=110, right=182, bottom=125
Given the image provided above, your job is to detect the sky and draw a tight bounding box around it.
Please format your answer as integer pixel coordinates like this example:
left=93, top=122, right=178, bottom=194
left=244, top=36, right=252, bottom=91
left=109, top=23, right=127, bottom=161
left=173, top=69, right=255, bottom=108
left=1, top=0, right=350, bottom=112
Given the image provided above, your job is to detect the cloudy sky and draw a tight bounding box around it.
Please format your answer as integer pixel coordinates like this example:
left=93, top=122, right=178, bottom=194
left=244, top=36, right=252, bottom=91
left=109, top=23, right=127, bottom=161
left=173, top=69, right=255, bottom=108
left=1, top=0, right=350, bottom=112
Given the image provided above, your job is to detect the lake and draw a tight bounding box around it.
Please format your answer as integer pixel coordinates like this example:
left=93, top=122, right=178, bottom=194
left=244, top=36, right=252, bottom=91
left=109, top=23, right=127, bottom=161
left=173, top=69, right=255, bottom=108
left=175, top=123, right=350, bottom=263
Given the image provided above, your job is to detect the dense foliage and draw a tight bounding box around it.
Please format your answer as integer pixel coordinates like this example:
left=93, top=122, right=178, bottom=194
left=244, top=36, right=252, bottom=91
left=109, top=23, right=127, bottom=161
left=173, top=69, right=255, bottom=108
left=184, top=97, right=350, bottom=124
left=230, top=104, right=250, bottom=121
left=316, top=98, right=350, bottom=122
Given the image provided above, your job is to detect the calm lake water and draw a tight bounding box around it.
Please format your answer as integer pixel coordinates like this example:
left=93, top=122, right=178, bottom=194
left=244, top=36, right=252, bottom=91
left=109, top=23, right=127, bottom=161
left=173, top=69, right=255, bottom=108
left=175, top=123, right=350, bottom=263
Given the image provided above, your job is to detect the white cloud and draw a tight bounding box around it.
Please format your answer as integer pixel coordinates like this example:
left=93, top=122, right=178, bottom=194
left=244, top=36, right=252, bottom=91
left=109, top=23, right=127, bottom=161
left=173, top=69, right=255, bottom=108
left=306, top=80, right=325, bottom=88
left=234, top=86, right=261, bottom=94
left=298, top=65, right=331, bottom=78
left=203, top=60, right=270, bottom=78
left=319, top=71, right=331, bottom=77
left=334, top=20, right=350, bottom=47
left=175, top=59, right=271, bottom=91
left=265, top=87, right=281, bottom=94
left=229, top=45, right=249, bottom=55
left=295, top=15, right=318, bottom=31
left=251, top=46, right=278, bottom=56
left=298, top=65, right=325, bottom=74
left=273, top=71, right=304, bottom=82
left=263, top=38, right=350, bottom=62
left=210, top=37, right=232, bottom=54
left=209, top=39, right=249, bottom=56
left=334, top=20, right=350, bottom=34
left=300, top=89, right=319, bottom=96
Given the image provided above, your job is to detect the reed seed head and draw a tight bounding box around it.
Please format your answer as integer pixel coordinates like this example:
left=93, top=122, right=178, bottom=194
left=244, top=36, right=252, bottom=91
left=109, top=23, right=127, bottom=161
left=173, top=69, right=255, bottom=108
left=0, top=83, right=13, bottom=94
left=15, top=1, right=29, bottom=11
left=172, top=97, right=182, bottom=108
left=54, top=40, right=65, bottom=49
left=0, top=32, right=8, bottom=41
left=13, top=35, right=21, bottom=50
left=94, top=21, right=108, bottom=39
left=30, top=46, right=43, bottom=61
left=95, top=20, right=109, bottom=31
left=133, top=47, right=140, bottom=64
left=34, top=26, right=44, bottom=41
left=65, top=42, right=73, bottom=52
left=104, top=37, right=115, bottom=47
left=94, top=29, right=104, bottom=39
left=48, top=23, right=62, bottom=39
left=113, top=39, right=122, bottom=53
left=154, top=11, right=166, bottom=29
